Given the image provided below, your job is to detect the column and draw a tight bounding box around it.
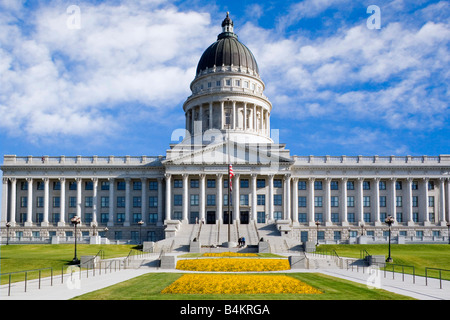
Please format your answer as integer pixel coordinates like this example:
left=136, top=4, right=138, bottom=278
left=217, top=174, right=223, bottom=222
left=406, top=178, right=414, bottom=226
left=209, top=102, right=213, bottom=129
left=9, top=178, right=17, bottom=226
left=268, top=175, right=274, bottom=221
left=92, top=178, right=98, bottom=226
left=157, top=177, right=163, bottom=225
left=420, top=178, right=429, bottom=225
left=182, top=174, right=189, bottom=222
left=25, top=178, right=33, bottom=226
left=243, top=103, right=247, bottom=130
left=42, top=178, right=50, bottom=226
left=58, top=178, right=66, bottom=226
left=220, top=101, right=224, bottom=129
left=324, top=178, right=332, bottom=226
left=1, top=178, right=8, bottom=226
left=439, top=178, right=446, bottom=226
left=251, top=174, right=257, bottom=221
left=124, top=178, right=130, bottom=226
left=199, top=105, right=203, bottom=132
left=75, top=178, right=83, bottom=225
left=232, top=101, right=236, bottom=129
left=141, top=178, right=147, bottom=225
left=389, top=178, right=397, bottom=222
left=165, top=174, right=172, bottom=221
left=292, top=177, right=299, bottom=224
left=307, top=178, right=315, bottom=226
left=341, top=178, right=348, bottom=226
left=233, top=173, right=240, bottom=223
left=200, top=174, right=206, bottom=222
left=373, top=178, right=381, bottom=225
left=284, top=174, right=291, bottom=221
left=356, top=178, right=364, bottom=225
left=108, top=178, right=115, bottom=226
left=447, top=179, right=450, bottom=224
left=253, top=105, right=257, bottom=131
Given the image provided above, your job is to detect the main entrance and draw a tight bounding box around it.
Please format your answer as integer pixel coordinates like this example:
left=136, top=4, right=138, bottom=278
left=240, top=211, right=249, bottom=224
left=223, top=211, right=233, bottom=224
left=206, top=211, right=216, bottom=224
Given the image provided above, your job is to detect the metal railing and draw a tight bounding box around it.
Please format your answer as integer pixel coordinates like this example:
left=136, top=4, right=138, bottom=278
left=425, top=268, right=450, bottom=289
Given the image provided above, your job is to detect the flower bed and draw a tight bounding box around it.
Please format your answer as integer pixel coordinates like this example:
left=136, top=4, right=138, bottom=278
left=202, top=252, right=258, bottom=257
left=161, top=274, right=322, bottom=294
left=176, top=258, right=290, bottom=272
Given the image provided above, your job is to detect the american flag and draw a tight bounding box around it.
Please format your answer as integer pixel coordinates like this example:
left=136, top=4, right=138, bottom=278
left=228, top=164, right=234, bottom=190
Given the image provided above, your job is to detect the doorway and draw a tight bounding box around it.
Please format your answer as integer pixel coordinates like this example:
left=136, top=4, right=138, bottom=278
left=223, top=211, right=233, bottom=224
left=240, top=211, right=249, bottom=224
left=206, top=211, right=216, bottom=224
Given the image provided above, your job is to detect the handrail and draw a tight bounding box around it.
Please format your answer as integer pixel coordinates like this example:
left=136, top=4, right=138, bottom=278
left=425, top=267, right=450, bottom=289
left=360, top=249, right=371, bottom=260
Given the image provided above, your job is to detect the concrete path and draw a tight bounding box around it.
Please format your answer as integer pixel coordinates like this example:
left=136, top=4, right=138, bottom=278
left=1, top=254, right=449, bottom=300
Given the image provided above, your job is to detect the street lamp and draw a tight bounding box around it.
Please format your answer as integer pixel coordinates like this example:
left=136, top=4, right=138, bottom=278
left=138, top=220, right=144, bottom=245
left=71, top=216, right=81, bottom=264
left=5, top=222, right=11, bottom=245
left=385, top=215, right=394, bottom=263
left=315, top=220, right=321, bottom=246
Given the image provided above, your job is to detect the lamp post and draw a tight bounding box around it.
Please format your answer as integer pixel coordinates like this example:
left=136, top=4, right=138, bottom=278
left=385, top=215, right=394, bottom=263
left=5, top=222, right=11, bottom=245
left=138, top=220, right=144, bottom=245
left=315, top=220, right=321, bottom=246
left=71, top=216, right=81, bottom=264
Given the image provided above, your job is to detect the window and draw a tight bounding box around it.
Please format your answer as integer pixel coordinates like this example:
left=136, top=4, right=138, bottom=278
left=396, top=212, right=403, bottom=222
left=273, top=179, right=282, bottom=188
left=53, top=181, right=61, bottom=190
left=190, top=179, right=199, bottom=188
left=116, top=213, right=125, bottom=223
left=240, top=194, right=249, bottom=206
left=207, top=194, right=216, bottom=206
left=225, top=79, right=231, bottom=86
left=149, top=196, right=158, bottom=208
left=117, top=197, right=125, bottom=208
left=274, top=194, right=282, bottom=206
left=240, top=179, right=249, bottom=188
left=208, top=82, right=212, bottom=88
left=314, top=196, right=323, bottom=207
left=133, top=213, right=142, bottom=223
left=298, top=181, right=306, bottom=190
left=334, top=231, right=341, bottom=240
left=379, top=181, right=386, bottom=190
left=416, top=230, right=424, bottom=237
left=396, top=181, right=402, bottom=190
left=21, top=181, right=28, bottom=190
left=298, top=213, right=307, bottom=223
left=413, top=212, right=419, bottom=222
left=69, top=182, right=77, bottom=190
left=315, top=213, right=323, bottom=222
left=101, top=181, right=109, bottom=190
left=84, top=181, right=93, bottom=190
left=298, top=196, right=307, bottom=207
left=53, top=197, right=60, bottom=208
left=364, top=213, right=371, bottom=223
left=428, top=181, right=434, bottom=190
left=149, top=180, right=158, bottom=190
left=174, top=194, right=182, bottom=206
left=101, top=196, right=109, bottom=208
left=331, top=196, right=339, bottom=207
left=173, top=211, right=182, bottom=220
left=257, top=179, right=266, bottom=188
left=216, top=80, right=221, bottom=86
left=433, top=230, right=440, bottom=237
left=274, top=211, right=282, bottom=220
left=69, top=197, right=76, bottom=208
left=363, top=181, right=370, bottom=190
left=347, top=196, right=355, bottom=207
left=207, top=179, right=216, bottom=188
left=348, top=213, right=355, bottom=223
left=396, top=196, right=402, bottom=207
left=235, top=80, right=240, bottom=86
left=133, top=196, right=141, bottom=208
left=244, top=81, right=249, bottom=88
left=133, top=181, right=142, bottom=190
left=148, top=213, right=158, bottom=224
left=347, top=181, right=354, bottom=190
left=101, top=213, right=109, bottom=223
left=314, top=181, right=322, bottom=190
left=257, top=195, right=265, bottom=205
left=412, top=181, right=418, bottom=190
left=363, top=196, right=370, bottom=207
left=173, top=179, right=182, bottom=188
left=257, top=212, right=266, bottom=223
left=331, top=213, right=339, bottom=223
left=20, top=197, right=27, bottom=208
left=117, top=181, right=125, bottom=190
left=190, top=194, right=199, bottom=206
left=412, top=196, right=418, bottom=207
left=330, top=181, right=339, bottom=190
left=85, top=197, right=93, bottom=208
left=380, top=196, right=386, bottom=207
left=428, top=196, right=434, bottom=207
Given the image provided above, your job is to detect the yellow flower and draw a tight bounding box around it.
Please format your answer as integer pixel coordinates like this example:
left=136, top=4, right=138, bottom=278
left=161, top=274, right=322, bottom=295
left=176, top=258, right=290, bottom=272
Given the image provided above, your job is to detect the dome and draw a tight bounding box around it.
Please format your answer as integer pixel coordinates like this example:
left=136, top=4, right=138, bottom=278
left=196, top=13, right=259, bottom=76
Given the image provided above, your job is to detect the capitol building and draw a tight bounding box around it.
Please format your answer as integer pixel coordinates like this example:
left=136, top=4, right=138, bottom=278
left=1, top=14, right=450, bottom=247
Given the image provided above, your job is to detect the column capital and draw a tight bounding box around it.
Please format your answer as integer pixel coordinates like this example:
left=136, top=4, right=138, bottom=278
left=164, top=173, right=171, bottom=179
left=75, top=177, right=81, bottom=183
left=2, top=177, right=9, bottom=184
left=91, top=177, right=98, bottom=182
left=27, top=177, right=34, bottom=182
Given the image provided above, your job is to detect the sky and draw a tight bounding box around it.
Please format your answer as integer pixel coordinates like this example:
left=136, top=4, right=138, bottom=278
left=0, top=0, right=448, bottom=162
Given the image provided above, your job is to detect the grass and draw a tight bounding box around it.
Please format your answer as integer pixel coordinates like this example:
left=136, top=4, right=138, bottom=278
left=71, top=272, right=415, bottom=300
left=0, top=244, right=136, bottom=284
left=317, top=244, right=450, bottom=280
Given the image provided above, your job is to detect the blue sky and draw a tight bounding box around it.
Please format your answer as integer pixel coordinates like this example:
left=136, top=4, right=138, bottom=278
left=0, top=0, right=449, bottom=160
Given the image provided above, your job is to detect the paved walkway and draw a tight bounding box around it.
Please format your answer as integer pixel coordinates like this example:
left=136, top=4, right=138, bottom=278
left=1, top=254, right=449, bottom=300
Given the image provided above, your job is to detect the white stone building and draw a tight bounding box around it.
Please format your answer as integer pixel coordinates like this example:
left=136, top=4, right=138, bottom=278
left=1, top=14, right=450, bottom=246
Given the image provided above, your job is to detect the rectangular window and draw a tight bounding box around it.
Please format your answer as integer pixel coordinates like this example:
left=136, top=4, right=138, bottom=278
left=347, top=196, right=354, bottom=207
left=412, top=196, right=418, bottom=207
left=149, top=180, right=159, bottom=190
left=273, top=211, right=282, bottom=220
left=53, top=197, right=60, bottom=208
left=298, top=196, right=307, bottom=207
left=133, top=213, right=142, bottom=223
left=347, top=181, right=354, bottom=190
left=428, top=181, right=434, bottom=190
left=315, top=213, right=323, bottom=222
left=331, top=196, right=339, bottom=207
left=101, top=181, right=109, bottom=190
left=174, top=194, right=182, bottom=206
left=273, top=179, right=282, bottom=188
left=298, top=181, right=307, bottom=190
left=190, top=194, right=199, bottom=206
left=396, top=212, right=403, bottom=222
left=240, top=179, right=249, bottom=188
left=207, top=179, right=216, bottom=188
left=428, top=196, right=434, bottom=207
left=149, top=196, right=158, bottom=208
left=133, top=196, right=141, bottom=208
left=117, top=181, right=125, bottom=190
left=207, top=194, right=216, bottom=206
left=363, top=181, right=370, bottom=190
left=347, top=213, right=355, bottom=222
left=396, top=181, right=402, bottom=190
left=53, top=181, right=61, bottom=190
left=298, top=213, right=307, bottom=223
left=101, top=196, right=109, bottom=208
left=411, top=181, right=418, bottom=190
left=84, top=181, right=93, bottom=190
left=396, top=196, right=402, bottom=207
left=69, top=197, right=76, bottom=208
left=257, top=179, right=266, bottom=188
left=257, top=194, right=265, bottom=205
left=330, top=181, right=339, bottom=190
left=314, top=196, right=323, bottom=207
left=133, top=181, right=142, bottom=190
left=364, top=212, right=371, bottom=222
left=334, top=231, right=341, bottom=240
left=273, top=194, right=282, bottom=206
left=117, top=197, right=125, bottom=208
left=85, top=196, right=93, bottom=208
left=116, top=213, right=125, bottom=223
left=101, top=213, right=109, bottom=223
left=363, top=196, right=370, bottom=207
left=379, top=181, right=386, bottom=190
left=69, top=182, right=77, bottom=190
left=331, top=213, right=339, bottom=223
left=148, top=213, right=158, bottom=224
left=314, top=181, right=322, bottom=190
left=413, top=212, right=419, bottom=222
left=240, top=194, right=249, bottom=206
left=380, top=196, right=386, bottom=207
left=190, top=179, right=199, bottom=188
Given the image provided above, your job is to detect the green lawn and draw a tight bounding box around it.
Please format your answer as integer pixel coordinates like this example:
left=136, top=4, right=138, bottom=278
left=317, top=244, right=450, bottom=280
left=71, top=272, right=415, bottom=300
left=0, top=244, right=136, bottom=284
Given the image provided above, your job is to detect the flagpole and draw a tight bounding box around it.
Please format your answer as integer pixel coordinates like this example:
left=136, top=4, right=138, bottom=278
left=227, top=126, right=231, bottom=244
